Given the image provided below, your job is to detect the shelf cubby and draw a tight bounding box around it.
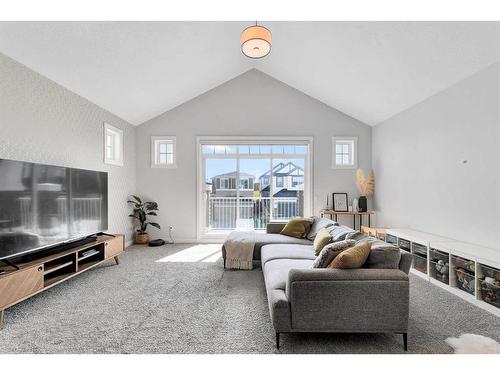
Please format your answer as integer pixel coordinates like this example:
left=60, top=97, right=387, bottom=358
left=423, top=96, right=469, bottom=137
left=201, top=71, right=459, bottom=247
left=411, top=242, right=428, bottom=274
left=385, top=234, right=398, bottom=246
left=477, top=264, right=500, bottom=309
left=450, top=255, right=476, bottom=296
left=398, top=238, right=411, bottom=252
left=429, top=248, right=450, bottom=285
left=77, top=247, right=105, bottom=271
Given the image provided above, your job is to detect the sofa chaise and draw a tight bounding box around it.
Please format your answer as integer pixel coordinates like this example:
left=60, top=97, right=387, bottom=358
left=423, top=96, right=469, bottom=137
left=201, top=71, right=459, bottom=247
left=222, top=221, right=412, bottom=350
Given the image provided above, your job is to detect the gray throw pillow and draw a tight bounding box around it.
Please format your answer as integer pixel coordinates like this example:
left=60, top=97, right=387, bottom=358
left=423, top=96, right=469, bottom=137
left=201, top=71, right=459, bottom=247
left=363, top=240, right=401, bottom=269
left=312, top=239, right=356, bottom=268
left=328, top=225, right=356, bottom=242
left=306, top=217, right=338, bottom=241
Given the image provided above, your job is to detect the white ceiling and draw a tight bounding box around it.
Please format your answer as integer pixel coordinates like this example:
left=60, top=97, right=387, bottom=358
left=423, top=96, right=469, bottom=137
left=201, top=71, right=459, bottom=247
left=0, top=22, right=499, bottom=126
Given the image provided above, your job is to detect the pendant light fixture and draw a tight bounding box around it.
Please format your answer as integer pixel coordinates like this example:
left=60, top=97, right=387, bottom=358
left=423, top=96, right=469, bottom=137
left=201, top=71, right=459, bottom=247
left=240, top=22, right=272, bottom=59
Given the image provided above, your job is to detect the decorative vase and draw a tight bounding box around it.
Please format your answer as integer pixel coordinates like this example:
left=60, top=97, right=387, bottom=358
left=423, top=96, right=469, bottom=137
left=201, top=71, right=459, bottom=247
left=358, top=196, right=367, bottom=212
left=352, top=198, right=359, bottom=212
left=135, top=233, right=150, bottom=244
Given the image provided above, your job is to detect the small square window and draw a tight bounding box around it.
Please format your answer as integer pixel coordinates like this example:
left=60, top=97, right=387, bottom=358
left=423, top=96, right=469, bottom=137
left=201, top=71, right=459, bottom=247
left=104, top=123, right=123, bottom=166
left=151, top=136, right=176, bottom=168
left=332, top=137, right=357, bottom=169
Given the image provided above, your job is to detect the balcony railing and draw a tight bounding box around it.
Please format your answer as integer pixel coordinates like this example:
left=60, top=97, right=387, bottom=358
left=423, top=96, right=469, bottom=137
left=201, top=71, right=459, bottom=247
left=207, top=196, right=302, bottom=230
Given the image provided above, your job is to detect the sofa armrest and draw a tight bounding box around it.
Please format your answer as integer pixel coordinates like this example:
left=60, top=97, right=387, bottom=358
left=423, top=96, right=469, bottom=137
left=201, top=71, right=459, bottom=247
left=266, top=222, right=287, bottom=234
left=286, top=268, right=409, bottom=332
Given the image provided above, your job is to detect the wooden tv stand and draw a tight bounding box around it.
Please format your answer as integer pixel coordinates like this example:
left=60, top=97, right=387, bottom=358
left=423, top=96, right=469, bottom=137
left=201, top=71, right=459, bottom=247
left=0, top=234, right=124, bottom=329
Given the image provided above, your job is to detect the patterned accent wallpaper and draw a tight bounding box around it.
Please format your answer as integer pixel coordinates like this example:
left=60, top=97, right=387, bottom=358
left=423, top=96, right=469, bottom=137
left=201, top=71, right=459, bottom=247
left=0, top=52, right=137, bottom=242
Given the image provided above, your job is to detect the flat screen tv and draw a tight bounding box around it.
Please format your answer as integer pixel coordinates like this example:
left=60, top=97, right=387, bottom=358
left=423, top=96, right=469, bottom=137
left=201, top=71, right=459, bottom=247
left=0, top=158, right=108, bottom=261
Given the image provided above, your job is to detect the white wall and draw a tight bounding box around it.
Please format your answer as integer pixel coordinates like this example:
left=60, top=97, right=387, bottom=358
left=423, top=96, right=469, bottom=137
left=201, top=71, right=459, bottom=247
left=0, top=52, right=137, bottom=242
left=373, top=62, right=500, bottom=249
left=136, top=69, right=372, bottom=241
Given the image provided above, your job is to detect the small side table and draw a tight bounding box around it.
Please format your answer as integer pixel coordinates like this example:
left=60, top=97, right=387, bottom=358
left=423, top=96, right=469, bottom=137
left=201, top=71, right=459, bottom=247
left=319, top=210, right=374, bottom=231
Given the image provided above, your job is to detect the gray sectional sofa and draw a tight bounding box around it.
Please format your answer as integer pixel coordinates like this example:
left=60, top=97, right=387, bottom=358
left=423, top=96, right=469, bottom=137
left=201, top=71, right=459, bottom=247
left=222, top=221, right=412, bottom=350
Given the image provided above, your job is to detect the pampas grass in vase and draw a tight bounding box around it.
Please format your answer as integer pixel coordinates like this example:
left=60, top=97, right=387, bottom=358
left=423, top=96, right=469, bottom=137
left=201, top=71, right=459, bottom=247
left=356, top=169, right=374, bottom=212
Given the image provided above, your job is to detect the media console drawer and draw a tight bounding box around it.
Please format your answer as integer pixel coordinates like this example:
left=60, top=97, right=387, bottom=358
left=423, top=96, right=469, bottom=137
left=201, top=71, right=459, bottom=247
left=105, top=236, right=124, bottom=259
left=0, top=266, right=44, bottom=309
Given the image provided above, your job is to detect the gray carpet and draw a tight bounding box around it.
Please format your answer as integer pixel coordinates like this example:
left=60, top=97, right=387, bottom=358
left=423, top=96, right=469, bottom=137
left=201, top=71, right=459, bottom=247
left=0, top=243, right=498, bottom=354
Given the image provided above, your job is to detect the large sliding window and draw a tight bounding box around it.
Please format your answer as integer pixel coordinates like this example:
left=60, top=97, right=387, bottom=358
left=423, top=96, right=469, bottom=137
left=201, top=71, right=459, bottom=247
left=197, top=137, right=312, bottom=239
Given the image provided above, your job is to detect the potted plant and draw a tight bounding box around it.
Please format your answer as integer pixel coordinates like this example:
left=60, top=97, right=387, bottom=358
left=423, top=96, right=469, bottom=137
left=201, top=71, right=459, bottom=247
left=355, top=169, right=374, bottom=212
left=128, top=195, right=160, bottom=244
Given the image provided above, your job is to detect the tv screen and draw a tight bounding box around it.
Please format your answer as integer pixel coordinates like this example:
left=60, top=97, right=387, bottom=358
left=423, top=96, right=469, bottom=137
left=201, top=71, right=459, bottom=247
left=0, top=159, right=108, bottom=261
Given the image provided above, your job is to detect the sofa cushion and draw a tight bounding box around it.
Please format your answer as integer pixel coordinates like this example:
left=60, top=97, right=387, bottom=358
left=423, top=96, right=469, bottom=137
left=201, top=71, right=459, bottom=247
left=328, top=225, right=356, bottom=242
left=253, top=233, right=312, bottom=260
left=312, top=239, right=356, bottom=268
left=261, top=244, right=316, bottom=267
left=306, top=217, right=337, bottom=240
left=328, top=241, right=372, bottom=269
left=280, top=217, right=314, bottom=238
left=263, top=258, right=314, bottom=290
left=313, top=228, right=333, bottom=255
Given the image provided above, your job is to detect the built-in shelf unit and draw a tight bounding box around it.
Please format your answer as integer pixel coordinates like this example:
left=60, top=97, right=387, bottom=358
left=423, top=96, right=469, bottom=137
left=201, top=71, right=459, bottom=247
left=386, top=228, right=500, bottom=317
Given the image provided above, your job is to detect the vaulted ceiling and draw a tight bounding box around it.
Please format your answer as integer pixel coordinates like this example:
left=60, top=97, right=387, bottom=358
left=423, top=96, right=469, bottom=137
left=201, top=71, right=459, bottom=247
left=0, top=21, right=499, bottom=126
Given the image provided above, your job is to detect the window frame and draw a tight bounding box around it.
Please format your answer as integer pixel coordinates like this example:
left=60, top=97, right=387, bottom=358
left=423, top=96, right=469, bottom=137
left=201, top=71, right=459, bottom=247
left=219, top=177, right=230, bottom=189
left=151, top=136, right=177, bottom=168
left=196, top=136, right=313, bottom=241
left=292, top=175, right=304, bottom=187
left=103, top=123, right=124, bottom=166
left=275, top=175, right=284, bottom=188
left=239, top=177, right=251, bottom=190
left=332, top=136, right=358, bottom=169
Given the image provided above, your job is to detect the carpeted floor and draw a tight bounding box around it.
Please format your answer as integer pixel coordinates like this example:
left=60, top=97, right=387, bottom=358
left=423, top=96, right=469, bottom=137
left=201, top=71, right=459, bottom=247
left=0, top=243, right=498, bottom=354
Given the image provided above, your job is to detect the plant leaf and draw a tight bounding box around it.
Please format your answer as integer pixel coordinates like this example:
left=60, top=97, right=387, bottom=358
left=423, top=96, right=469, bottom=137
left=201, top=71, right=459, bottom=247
left=147, top=212, right=157, bottom=216
left=131, top=195, right=142, bottom=204
left=149, top=222, right=161, bottom=230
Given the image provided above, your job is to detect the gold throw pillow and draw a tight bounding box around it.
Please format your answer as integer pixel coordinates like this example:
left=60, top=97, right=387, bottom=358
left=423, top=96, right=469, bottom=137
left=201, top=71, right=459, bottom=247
left=313, top=228, right=333, bottom=256
left=280, top=217, right=313, bottom=239
left=328, top=241, right=372, bottom=269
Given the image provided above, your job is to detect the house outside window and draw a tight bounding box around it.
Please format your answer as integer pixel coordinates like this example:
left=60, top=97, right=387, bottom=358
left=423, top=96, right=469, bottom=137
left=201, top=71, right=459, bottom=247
left=104, top=123, right=123, bottom=166
left=332, top=137, right=358, bottom=169
left=151, top=136, right=176, bottom=168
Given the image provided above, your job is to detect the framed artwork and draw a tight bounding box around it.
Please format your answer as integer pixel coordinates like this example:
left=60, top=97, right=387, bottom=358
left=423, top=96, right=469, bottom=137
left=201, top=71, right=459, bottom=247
left=332, top=193, right=348, bottom=212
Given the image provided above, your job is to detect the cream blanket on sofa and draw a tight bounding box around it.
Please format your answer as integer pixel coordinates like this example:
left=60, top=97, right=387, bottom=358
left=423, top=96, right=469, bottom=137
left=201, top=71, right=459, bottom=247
left=224, top=231, right=256, bottom=270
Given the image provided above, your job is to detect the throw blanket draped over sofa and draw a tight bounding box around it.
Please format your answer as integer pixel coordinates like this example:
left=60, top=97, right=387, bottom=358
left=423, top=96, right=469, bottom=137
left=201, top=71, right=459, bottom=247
left=224, top=231, right=256, bottom=269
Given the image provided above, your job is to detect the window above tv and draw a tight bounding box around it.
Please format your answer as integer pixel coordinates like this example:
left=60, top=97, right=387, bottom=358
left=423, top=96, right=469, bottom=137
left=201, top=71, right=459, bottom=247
left=104, top=123, right=124, bottom=166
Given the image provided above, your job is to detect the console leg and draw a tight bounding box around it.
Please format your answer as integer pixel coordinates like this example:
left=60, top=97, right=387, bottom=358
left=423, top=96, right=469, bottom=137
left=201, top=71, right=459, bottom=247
left=0, top=310, right=4, bottom=330
left=114, top=256, right=120, bottom=265
left=276, top=332, right=280, bottom=350
left=403, top=333, right=408, bottom=351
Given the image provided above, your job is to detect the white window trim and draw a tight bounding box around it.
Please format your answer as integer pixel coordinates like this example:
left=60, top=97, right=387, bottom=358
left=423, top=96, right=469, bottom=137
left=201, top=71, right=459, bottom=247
left=103, top=123, right=124, bottom=166
left=332, top=136, right=358, bottom=169
left=151, top=136, right=177, bottom=168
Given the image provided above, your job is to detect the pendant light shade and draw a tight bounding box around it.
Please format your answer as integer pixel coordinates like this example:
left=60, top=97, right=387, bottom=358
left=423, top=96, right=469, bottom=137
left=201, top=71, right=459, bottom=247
left=241, top=24, right=272, bottom=59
